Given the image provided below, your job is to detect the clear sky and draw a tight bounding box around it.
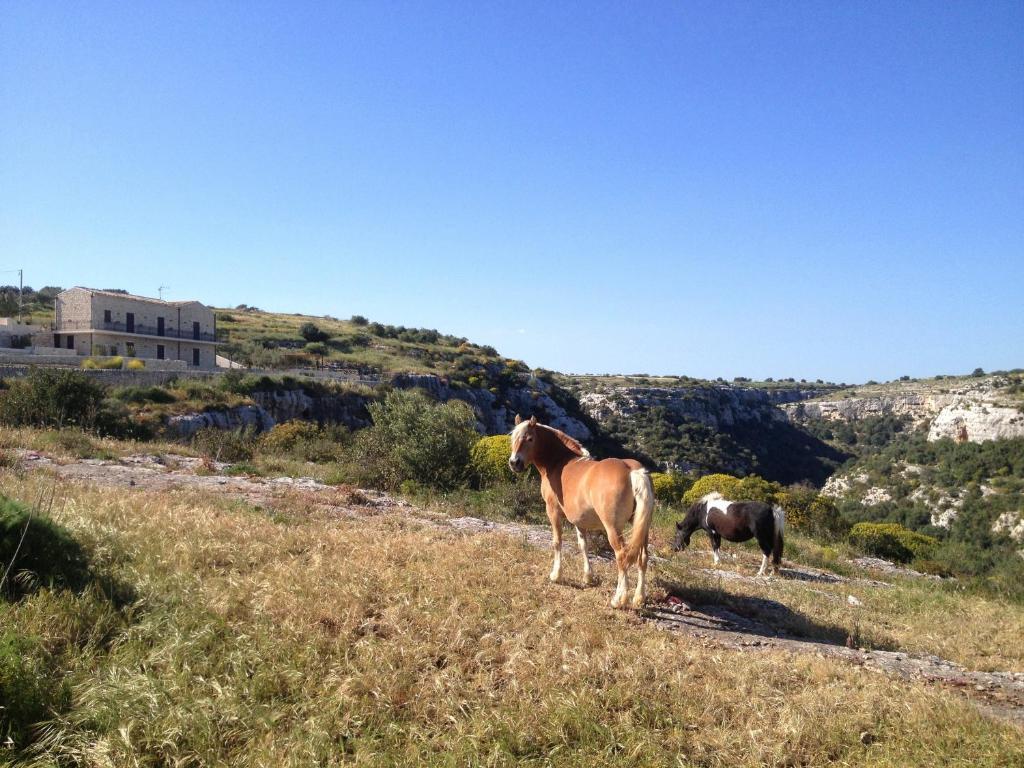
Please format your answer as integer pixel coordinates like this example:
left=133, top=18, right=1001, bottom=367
left=2, top=2, right=1022, bottom=383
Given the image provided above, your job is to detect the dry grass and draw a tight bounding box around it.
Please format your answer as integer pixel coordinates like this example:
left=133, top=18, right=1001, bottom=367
left=1, top=471, right=1021, bottom=766
left=0, top=426, right=196, bottom=462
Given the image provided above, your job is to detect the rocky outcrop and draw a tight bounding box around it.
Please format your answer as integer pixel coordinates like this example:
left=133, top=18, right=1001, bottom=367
left=783, top=394, right=944, bottom=425
left=782, top=377, right=1024, bottom=444
left=251, top=389, right=372, bottom=429
left=578, top=385, right=828, bottom=431
left=392, top=374, right=591, bottom=440
left=167, top=406, right=274, bottom=438
left=927, top=403, right=1024, bottom=443
left=166, top=374, right=592, bottom=441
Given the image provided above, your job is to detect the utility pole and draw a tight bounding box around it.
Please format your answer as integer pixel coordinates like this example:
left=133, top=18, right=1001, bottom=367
left=158, top=285, right=170, bottom=300
left=18, top=269, right=23, bottom=324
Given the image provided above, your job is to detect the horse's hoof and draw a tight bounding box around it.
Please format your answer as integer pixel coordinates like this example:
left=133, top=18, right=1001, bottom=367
left=631, top=597, right=645, bottom=609
left=549, top=573, right=561, bottom=584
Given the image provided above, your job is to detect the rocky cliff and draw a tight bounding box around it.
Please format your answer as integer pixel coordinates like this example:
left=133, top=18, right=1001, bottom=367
left=391, top=374, right=592, bottom=440
left=166, top=373, right=592, bottom=441
left=578, top=385, right=830, bottom=431
left=782, top=376, right=1024, bottom=444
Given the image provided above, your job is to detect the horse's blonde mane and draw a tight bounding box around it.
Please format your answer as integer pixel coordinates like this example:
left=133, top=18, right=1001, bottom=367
left=510, top=420, right=591, bottom=458
left=541, top=424, right=592, bottom=458
left=701, top=491, right=725, bottom=503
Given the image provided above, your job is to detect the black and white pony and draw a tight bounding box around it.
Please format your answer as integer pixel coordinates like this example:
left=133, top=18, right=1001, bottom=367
left=672, top=492, right=785, bottom=576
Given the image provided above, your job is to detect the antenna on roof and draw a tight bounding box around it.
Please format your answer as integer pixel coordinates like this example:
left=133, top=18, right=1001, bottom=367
left=158, top=285, right=171, bottom=300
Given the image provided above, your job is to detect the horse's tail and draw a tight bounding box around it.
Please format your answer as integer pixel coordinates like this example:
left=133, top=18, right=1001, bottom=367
left=624, top=469, right=654, bottom=568
left=772, top=505, right=786, bottom=566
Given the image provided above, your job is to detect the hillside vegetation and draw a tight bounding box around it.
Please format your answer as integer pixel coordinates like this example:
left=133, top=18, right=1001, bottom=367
left=216, top=307, right=522, bottom=382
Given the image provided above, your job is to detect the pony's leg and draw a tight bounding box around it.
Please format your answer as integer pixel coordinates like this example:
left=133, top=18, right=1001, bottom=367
left=575, top=527, right=595, bottom=585
left=710, top=532, right=722, bottom=565
left=757, top=553, right=770, bottom=577
left=547, top=504, right=564, bottom=583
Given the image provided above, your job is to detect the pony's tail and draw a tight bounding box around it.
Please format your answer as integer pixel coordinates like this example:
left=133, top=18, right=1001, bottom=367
left=624, top=469, right=654, bottom=568
left=772, top=505, right=786, bottom=566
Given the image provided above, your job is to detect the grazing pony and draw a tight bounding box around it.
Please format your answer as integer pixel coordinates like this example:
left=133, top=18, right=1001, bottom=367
left=509, top=415, right=654, bottom=608
left=672, top=492, right=785, bottom=576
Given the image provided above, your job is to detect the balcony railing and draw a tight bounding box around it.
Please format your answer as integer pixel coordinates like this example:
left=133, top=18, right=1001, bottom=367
left=53, top=319, right=218, bottom=343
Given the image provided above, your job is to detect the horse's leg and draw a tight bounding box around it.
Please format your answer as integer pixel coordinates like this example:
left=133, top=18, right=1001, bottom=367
left=631, top=544, right=648, bottom=609
left=605, top=528, right=629, bottom=609
left=575, top=527, right=595, bottom=586
left=710, top=531, right=722, bottom=565
left=547, top=503, right=564, bottom=583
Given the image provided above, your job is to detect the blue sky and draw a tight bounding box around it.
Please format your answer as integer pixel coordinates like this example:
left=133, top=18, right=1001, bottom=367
left=2, top=2, right=1022, bottom=383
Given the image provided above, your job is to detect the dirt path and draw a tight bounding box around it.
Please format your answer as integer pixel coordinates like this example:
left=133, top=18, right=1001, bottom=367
left=14, top=450, right=1024, bottom=726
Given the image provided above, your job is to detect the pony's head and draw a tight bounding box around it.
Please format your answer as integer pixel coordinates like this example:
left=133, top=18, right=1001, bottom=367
left=509, top=414, right=538, bottom=473
left=672, top=500, right=705, bottom=552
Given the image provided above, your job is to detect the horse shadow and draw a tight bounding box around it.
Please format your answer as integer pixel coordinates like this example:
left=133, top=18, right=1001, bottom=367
left=654, top=579, right=899, bottom=652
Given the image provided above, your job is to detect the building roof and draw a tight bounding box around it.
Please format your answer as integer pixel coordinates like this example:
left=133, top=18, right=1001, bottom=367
left=61, top=286, right=205, bottom=308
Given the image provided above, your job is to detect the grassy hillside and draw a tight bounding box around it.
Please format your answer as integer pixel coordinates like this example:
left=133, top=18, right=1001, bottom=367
left=216, top=307, right=524, bottom=382
left=2, top=469, right=1022, bottom=765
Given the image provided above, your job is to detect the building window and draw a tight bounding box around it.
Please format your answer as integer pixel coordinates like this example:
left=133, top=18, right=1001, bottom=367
left=66, top=335, right=74, bottom=350
left=193, top=321, right=200, bottom=340
left=126, top=342, right=135, bottom=357
left=192, top=348, right=200, bottom=366
left=126, top=312, right=135, bottom=333
left=157, top=344, right=165, bottom=360
left=103, top=309, right=111, bottom=324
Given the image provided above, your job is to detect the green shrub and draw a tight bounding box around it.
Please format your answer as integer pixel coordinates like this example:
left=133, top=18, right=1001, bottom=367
left=112, top=385, right=176, bottom=405
left=0, top=368, right=106, bottom=430
left=682, top=473, right=741, bottom=506
left=0, top=495, right=91, bottom=600
left=778, top=487, right=850, bottom=539
left=848, top=522, right=939, bottom=564
left=192, top=427, right=259, bottom=463
left=650, top=472, right=691, bottom=504
left=299, top=322, right=330, bottom=343
left=126, top=359, right=145, bottom=370
left=0, top=630, right=68, bottom=750
left=470, top=435, right=513, bottom=487
left=361, top=390, right=477, bottom=490
left=734, top=475, right=783, bottom=504
left=259, top=421, right=348, bottom=463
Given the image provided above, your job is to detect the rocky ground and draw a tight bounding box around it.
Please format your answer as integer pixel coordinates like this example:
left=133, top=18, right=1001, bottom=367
left=12, top=449, right=1024, bottom=726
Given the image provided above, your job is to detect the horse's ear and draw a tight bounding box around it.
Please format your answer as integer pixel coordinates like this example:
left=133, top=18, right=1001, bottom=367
left=529, top=415, right=537, bottom=426
left=514, top=414, right=522, bottom=425
left=676, top=521, right=683, bottom=529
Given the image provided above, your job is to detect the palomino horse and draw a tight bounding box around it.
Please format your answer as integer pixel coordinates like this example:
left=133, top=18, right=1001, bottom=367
left=508, top=415, right=654, bottom=608
left=671, top=492, right=785, bottom=576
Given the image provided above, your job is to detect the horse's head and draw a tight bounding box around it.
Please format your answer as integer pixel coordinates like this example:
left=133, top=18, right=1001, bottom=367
left=671, top=501, right=704, bottom=552
left=509, top=414, right=538, bottom=473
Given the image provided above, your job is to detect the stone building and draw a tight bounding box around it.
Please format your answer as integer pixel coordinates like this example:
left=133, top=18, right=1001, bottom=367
left=53, top=287, right=219, bottom=369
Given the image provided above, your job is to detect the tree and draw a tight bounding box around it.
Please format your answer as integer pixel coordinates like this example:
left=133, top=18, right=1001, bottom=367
left=304, top=342, right=329, bottom=368
left=972, top=367, right=985, bottom=377
left=299, top=322, right=330, bottom=343
left=349, top=315, right=369, bottom=326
